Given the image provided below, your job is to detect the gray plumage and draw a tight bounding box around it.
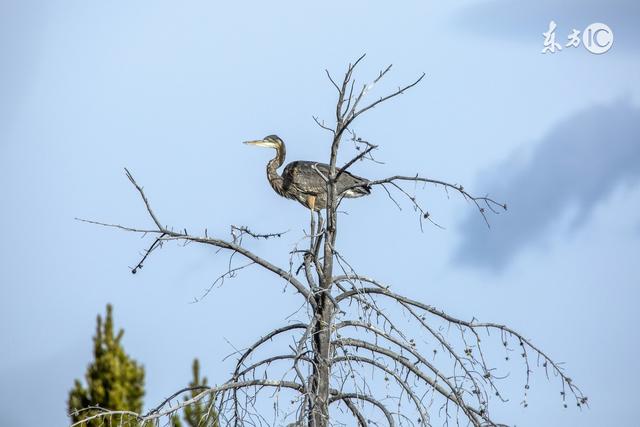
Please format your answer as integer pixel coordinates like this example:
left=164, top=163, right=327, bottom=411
left=244, top=135, right=371, bottom=211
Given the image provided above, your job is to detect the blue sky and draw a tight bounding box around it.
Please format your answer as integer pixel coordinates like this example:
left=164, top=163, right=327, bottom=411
left=1, top=1, right=638, bottom=426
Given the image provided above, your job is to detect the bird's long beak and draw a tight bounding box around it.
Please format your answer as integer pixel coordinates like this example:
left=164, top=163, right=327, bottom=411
left=243, top=139, right=270, bottom=147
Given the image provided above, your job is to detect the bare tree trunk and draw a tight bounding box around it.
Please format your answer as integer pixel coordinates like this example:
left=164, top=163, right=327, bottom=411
left=308, top=106, right=347, bottom=426
left=310, top=176, right=338, bottom=427
left=310, top=289, right=332, bottom=427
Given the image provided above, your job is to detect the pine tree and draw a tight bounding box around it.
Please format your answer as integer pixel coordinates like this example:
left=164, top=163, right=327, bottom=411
left=68, top=304, right=145, bottom=426
left=172, top=359, right=219, bottom=427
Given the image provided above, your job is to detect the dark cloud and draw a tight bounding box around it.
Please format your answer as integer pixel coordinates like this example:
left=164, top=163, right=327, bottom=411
left=455, top=100, right=640, bottom=270
left=455, top=0, right=640, bottom=51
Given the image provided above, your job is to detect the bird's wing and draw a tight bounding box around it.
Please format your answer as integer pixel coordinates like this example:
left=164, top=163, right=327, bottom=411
left=283, top=161, right=369, bottom=195
left=282, top=161, right=330, bottom=195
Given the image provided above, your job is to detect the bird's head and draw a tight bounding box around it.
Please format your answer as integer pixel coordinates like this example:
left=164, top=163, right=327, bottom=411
left=243, top=134, right=283, bottom=150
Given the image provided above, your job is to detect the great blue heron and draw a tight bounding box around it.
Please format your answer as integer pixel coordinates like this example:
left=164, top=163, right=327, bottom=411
left=244, top=135, right=371, bottom=211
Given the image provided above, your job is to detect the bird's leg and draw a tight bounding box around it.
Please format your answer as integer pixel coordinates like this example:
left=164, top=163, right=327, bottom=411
left=313, top=212, right=324, bottom=259
left=316, top=210, right=324, bottom=234
left=309, top=207, right=316, bottom=250
left=307, top=196, right=318, bottom=241
left=310, top=215, right=325, bottom=285
left=305, top=205, right=322, bottom=288
left=307, top=196, right=318, bottom=251
left=306, top=196, right=326, bottom=282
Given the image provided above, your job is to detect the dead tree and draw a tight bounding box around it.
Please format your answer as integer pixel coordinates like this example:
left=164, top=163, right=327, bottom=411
left=74, top=56, right=586, bottom=427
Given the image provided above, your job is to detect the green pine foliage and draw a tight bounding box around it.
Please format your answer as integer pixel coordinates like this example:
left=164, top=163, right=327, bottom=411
left=68, top=304, right=145, bottom=426
left=172, top=359, right=219, bottom=427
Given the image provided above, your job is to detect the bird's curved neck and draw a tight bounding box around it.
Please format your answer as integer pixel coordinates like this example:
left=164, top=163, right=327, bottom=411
left=267, top=144, right=286, bottom=196
left=267, top=143, right=286, bottom=171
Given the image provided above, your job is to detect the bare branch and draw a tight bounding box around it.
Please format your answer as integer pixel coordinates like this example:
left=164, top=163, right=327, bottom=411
left=333, top=355, right=429, bottom=425
left=334, top=337, right=485, bottom=426
left=335, top=276, right=586, bottom=406
left=330, top=392, right=395, bottom=427
left=231, top=225, right=288, bottom=242
left=72, top=380, right=305, bottom=426
left=342, top=398, right=367, bottom=427
left=313, top=115, right=336, bottom=134
left=124, top=167, right=163, bottom=230
left=336, top=141, right=378, bottom=181
left=361, top=174, right=506, bottom=227
left=342, top=73, right=426, bottom=134
left=231, top=323, right=309, bottom=375
left=79, top=170, right=315, bottom=306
